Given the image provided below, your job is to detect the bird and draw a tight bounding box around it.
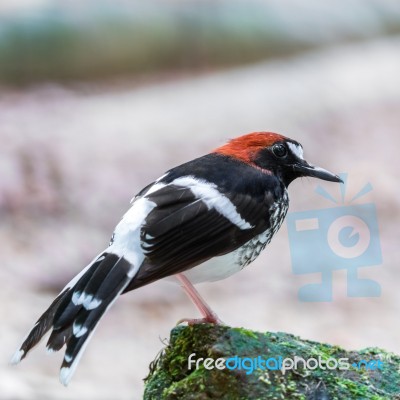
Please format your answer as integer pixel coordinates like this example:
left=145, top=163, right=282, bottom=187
left=11, top=131, right=342, bottom=385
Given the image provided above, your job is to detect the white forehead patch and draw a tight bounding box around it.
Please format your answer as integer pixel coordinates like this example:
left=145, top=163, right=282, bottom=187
left=287, top=142, right=304, bottom=159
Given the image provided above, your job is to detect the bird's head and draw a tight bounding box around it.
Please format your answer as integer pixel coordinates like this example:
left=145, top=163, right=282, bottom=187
left=214, top=132, right=343, bottom=186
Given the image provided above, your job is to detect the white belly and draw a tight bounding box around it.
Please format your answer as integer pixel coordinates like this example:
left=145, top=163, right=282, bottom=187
left=164, top=251, right=240, bottom=284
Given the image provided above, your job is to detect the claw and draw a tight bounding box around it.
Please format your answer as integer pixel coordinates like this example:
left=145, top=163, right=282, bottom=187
left=176, top=313, right=224, bottom=326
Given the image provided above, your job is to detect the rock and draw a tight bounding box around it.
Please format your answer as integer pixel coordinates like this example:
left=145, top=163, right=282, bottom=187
left=144, top=324, right=400, bottom=399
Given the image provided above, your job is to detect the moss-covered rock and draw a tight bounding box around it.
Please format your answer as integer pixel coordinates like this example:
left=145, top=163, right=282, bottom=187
left=144, top=324, right=400, bottom=400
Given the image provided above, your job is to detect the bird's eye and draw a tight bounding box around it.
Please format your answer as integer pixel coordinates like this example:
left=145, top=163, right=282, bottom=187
left=272, top=143, right=287, bottom=158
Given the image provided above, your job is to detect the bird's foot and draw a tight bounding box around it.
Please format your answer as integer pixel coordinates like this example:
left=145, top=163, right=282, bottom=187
left=175, top=273, right=224, bottom=326
left=177, top=312, right=224, bottom=326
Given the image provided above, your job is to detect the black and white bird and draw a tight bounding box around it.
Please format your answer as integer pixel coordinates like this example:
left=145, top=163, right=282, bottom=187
left=11, top=132, right=342, bottom=385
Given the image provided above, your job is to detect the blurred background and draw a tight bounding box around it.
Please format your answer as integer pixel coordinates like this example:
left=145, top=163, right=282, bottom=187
left=1, top=0, right=400, bottom=399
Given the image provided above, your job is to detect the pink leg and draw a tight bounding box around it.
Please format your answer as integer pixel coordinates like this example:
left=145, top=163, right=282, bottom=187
left=176, top=273, right=223, bottom=325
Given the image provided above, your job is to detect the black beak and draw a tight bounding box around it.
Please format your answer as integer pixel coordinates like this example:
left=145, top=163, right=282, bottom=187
left=294, top=160, right=343, bottom=183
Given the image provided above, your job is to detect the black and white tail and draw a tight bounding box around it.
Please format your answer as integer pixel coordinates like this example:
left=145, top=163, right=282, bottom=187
left=11, top=252, right=133, bottom=386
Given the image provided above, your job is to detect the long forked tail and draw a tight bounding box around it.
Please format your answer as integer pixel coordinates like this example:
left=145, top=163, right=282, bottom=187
left=11, top=252, right=133, bottom=386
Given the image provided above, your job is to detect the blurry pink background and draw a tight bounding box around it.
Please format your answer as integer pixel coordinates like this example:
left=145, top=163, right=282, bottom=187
left=1, top=1, right=400, bottom=399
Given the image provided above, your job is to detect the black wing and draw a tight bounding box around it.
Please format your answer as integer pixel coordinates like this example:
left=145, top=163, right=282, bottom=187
left=125, top=181, right=274, bottom=290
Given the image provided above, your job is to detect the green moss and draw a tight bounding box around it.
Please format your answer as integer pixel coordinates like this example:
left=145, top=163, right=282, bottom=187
left=233, top=327, right=259, bottom=340
left=144, top=325, right=400, bottom=399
